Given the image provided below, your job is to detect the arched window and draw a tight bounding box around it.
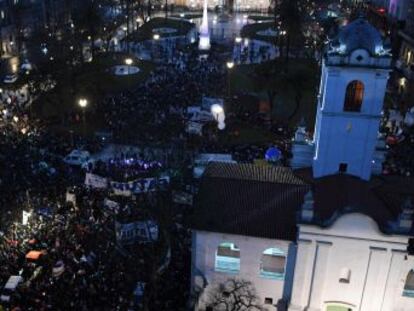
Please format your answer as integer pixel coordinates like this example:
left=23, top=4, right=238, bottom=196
left=215, top=242, right=240, bottom=273
left=403, top=270, right=414, bottom=297
left=344, top=81, right=364, bottom=112
left=259, top=248, right=286, bottom=280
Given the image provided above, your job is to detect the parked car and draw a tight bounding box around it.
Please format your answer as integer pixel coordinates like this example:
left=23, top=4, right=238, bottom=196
left=63, top=150, right=91, bottom=166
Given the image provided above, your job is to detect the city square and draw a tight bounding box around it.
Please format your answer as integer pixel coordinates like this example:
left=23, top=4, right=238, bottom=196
left=0, top=0, right=414, bottom=310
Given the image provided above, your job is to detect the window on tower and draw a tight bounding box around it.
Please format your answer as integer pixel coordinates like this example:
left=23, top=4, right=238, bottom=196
left=344, top=81, right=364, bottom=112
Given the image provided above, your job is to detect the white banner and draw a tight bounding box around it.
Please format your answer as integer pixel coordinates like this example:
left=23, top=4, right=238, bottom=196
left=115, top=220, right=159, bottom=244
left=103, top=198, right=120, bottom=214
left=85, top=173, right=108, bottom=189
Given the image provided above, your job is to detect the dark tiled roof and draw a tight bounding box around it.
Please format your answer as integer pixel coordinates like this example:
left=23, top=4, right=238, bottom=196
left=193, top=163, right=414, bottom=240
left=295, top=168, right=414, bottom=233
left=192, top=163, right=309, bottom=241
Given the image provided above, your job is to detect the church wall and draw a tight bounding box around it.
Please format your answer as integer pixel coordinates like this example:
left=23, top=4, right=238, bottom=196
left=191, top=230, right=295, bottom=310
left=289, top=214, right=414, bottom=311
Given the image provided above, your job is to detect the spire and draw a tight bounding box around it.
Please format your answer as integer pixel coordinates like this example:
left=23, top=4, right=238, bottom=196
left=198, top=0, right=210, bottom=50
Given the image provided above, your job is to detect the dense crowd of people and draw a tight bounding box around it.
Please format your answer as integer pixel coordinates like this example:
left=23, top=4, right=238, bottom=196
left=0, top=186, right=175, bottom=311
left=101, top=52, right=226, bottom=144
left=88, top=156, right=163, bottom=182
left=381, top=110, right=414, bottom=177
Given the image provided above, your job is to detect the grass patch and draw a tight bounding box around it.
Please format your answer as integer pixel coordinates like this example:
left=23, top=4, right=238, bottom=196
left=229, top=59, right=319, bottom=128
left=127, top=17, right=195, bottom=42
left=32, top=52, right=155, bottom=135
left=218, top=122, right=277, bottom=145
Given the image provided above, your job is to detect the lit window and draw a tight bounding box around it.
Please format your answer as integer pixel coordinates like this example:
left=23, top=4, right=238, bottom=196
left=403, top=270, right=414, bottom=297
left=215, top=242, right=240, bottom=273
left=260, top=248, right=286, bottom=280
left=344, top=81, right=364, bottom=112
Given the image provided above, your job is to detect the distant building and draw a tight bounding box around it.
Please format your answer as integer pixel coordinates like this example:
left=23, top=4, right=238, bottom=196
left=173, top=0, right=271, bottom=11
left=191, top=18, right=414, bottom=311
left=395, top=0, right=414, bottom=105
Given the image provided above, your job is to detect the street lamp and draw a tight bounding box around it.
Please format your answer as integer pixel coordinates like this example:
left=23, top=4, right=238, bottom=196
left=78, top=98, right=88, bottom=134
left=226, top=61, right=234, bottom=97
left=125, top=58, right=133, bottom=75
left=153, top=34, right=160, bottom=59
left=78, top=98, right=88, bottom=109
left=211, top=104, right=225, bottom=130
left=211, top=104, right=223, bottom=120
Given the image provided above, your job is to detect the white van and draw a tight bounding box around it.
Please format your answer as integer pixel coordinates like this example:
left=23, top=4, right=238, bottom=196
left=0, top=275, right=23, bottom=302
left=63, top=150, right=91, bottom=166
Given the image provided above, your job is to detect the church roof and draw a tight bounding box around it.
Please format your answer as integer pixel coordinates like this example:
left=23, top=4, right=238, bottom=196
left=331, top=17, right=385, bottom=56
left=192, top=163, right=414, bottom=240
left=295, top=168, right=414, bottom=233
left=192, top=163, right=309, bottom=241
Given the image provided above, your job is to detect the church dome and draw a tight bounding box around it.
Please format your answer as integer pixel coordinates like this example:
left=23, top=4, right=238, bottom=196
left=335, top=18, right=384, bottom=56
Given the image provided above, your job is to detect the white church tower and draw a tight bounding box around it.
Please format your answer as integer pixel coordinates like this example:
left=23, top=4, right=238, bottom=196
left=292, top=17, right=392, bottom=180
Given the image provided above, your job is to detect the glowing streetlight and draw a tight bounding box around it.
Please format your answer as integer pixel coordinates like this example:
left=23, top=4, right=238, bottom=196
left=235, top=37, right=242, bottom=43
left=153, top=33, right=160, bottom=40
left=78, top=98, right=88, bottom=133
left=211, top=104, right=224, bottom=119
left=210, top=104, right=226, bottom=130
left=226, top=62, right=234, bottom=97
left=125, top=58, right=133, bottom=75
left=78, top=98, right=88, bottom=108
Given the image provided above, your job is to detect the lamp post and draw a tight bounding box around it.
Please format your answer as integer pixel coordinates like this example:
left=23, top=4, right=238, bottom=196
left=125, top=58, right=133, bottom=75
left=226, top=61, right=234, bottom=98
left=78, top=98, right=88, bottom=134
left=153, top=34, right=160, bottom=59
left=211, top=104, right=225, bottom=130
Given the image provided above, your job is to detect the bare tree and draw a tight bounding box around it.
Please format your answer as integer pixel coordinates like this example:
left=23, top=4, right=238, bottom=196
left=206, top=279, right=263, bottom=311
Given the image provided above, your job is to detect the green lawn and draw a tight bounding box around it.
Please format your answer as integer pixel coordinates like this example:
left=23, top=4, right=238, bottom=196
left=218, top=122, right=277, bottom=145
left=32, top=52, right=155, bottom=135
left=229, top=59, right=319, bottom=128
left=127, top=17, right=195, bottom=42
